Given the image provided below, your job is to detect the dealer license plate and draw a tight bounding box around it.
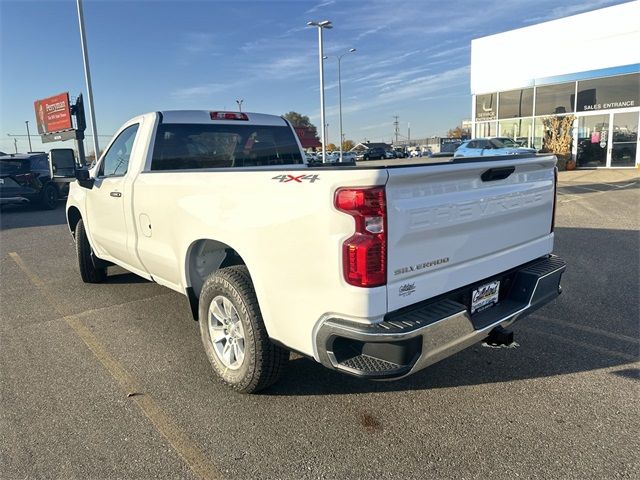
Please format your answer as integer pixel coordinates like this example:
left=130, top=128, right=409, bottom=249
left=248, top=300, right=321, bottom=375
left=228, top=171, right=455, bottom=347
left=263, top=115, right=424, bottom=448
left=471, top=280, right=500, bottom=314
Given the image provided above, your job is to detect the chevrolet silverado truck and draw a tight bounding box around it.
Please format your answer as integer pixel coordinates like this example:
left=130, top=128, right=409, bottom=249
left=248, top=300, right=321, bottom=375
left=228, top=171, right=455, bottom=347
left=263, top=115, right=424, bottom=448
left=65, top=110, right=566, bottom=393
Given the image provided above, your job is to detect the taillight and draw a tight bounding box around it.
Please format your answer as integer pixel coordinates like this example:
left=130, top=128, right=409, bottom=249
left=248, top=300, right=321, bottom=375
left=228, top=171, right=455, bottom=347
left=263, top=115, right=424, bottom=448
left=335, top=187, right=387, bottom=287
left=210, top=111, right=248, bottom=121
left=551, top=166, right=558, bottom=233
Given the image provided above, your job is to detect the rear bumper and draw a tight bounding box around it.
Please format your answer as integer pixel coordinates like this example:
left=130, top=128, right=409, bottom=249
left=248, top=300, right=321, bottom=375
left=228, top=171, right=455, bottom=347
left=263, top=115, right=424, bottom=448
left=315, top=255, right=566, bottom=379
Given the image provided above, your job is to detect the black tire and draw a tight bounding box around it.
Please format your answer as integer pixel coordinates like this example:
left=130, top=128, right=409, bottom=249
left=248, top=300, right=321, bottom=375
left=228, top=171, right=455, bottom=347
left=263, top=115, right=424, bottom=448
left=40, top=183, right=58, bottom=210
left=199, top=266, right=288, bottom=393
left=75, top=219, right=107, bottom=283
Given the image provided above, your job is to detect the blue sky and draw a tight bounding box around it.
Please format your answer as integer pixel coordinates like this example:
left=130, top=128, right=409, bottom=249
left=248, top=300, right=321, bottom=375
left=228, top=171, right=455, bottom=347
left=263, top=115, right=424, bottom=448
left=0, top=0, right=627, bottom=154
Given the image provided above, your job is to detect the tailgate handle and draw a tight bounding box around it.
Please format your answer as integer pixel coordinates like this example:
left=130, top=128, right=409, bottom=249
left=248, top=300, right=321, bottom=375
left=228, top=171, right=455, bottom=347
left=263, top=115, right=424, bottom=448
left=481, top=166, right=515, bottom=182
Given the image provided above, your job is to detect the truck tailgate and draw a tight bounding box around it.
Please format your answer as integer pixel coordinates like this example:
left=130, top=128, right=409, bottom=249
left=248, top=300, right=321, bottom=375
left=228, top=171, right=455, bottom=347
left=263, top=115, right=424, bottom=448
left=385, top=155, right=557, bottom=311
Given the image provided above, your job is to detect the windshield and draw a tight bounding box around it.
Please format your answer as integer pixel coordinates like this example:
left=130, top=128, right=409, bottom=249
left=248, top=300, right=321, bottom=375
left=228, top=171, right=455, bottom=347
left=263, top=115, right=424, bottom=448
left=0, top=159, right=28, bottom=175
left=151, top=123, right=303, bottom=170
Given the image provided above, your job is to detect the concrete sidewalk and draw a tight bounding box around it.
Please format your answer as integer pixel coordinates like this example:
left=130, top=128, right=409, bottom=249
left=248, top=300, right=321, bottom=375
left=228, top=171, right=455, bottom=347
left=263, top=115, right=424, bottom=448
left=558, top=168, right=639, bottom=185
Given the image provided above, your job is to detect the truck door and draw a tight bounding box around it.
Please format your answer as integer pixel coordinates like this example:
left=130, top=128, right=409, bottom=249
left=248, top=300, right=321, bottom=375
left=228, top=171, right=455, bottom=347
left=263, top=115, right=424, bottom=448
left=86, top=124, right=140, bottom=265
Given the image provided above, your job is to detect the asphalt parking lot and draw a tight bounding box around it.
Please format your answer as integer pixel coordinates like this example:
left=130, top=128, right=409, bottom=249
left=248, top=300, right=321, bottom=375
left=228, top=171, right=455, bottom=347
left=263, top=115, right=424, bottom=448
left=1, top=168, right=638, bottom=479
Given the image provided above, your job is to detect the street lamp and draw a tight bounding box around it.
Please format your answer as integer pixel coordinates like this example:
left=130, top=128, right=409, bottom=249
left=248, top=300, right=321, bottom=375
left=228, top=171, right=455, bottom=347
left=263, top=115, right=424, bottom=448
left=76, top=0, right=100, bottom=161
left=25, top=121, right=32, bottom=152
left=325, top=48, right=356, bottom=162
left=307, top=20, right=332, bottom=163
left=236, top=99, right=243, bottom=112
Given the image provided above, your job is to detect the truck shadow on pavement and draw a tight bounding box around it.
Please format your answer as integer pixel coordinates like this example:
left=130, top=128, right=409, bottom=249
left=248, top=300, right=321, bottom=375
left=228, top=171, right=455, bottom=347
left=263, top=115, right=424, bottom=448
left=103, top=271, right=150, bottom=284
left=266, top=226, right=639, bottom=396
left=0, top=203, right=67, bottom=230
left=266, top=339, right=637, bottom=396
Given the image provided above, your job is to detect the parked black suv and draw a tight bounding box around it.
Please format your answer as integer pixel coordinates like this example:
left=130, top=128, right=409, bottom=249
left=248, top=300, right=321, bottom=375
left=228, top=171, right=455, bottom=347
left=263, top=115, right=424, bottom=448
left=355, top=147, right=386, bottom=161
left=0, top=153, right=65, bottom=209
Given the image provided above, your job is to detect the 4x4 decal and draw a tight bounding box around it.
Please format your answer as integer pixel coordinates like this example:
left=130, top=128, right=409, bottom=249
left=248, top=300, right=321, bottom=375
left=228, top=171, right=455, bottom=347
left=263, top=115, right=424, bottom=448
left=272, top=174, right=320, bottom=183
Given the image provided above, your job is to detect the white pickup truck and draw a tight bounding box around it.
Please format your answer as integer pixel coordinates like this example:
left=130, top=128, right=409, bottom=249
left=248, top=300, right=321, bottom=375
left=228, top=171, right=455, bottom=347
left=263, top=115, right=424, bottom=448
left=66, top=110, right=566, bottom=393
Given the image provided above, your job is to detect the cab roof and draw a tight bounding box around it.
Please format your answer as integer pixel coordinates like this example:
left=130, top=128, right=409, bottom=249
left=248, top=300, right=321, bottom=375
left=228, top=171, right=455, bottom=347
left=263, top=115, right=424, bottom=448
left=157, top=110, right=288, bottom=127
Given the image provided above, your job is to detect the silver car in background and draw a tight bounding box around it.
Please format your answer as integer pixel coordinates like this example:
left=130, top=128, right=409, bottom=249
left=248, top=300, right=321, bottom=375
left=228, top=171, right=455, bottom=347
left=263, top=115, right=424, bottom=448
left=454, top=138, right=537, bottom=157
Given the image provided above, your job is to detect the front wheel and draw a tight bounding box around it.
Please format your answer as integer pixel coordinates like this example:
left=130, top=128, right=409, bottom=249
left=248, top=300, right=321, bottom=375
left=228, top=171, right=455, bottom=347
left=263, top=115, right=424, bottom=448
left=75, top=219, right=107, bottom=283
left=199, top=266, right=288, bottom=393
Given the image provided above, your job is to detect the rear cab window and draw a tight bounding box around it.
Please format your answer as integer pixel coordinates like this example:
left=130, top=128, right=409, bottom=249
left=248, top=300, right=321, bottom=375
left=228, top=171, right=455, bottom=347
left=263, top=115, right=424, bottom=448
left=150, top=123, right=303, bottom=170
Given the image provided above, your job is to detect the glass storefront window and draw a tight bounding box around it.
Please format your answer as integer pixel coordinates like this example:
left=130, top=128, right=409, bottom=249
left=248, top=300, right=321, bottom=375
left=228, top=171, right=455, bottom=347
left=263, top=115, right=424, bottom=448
left=475, top=121, right=497, bottom=138
left=475, top=93, right=497, bottom=121
left=499, top=118, right=534, bottom=147
left=532, top=118, right=545, bottom=150
left=611, top=111, right=638, bottom=167
left=577, top=73, right=640, bottom=112
left=535, top=82, right=575, bottom=116
left=577, top=114, right=609, bottom=168
left=498, top=88, right=533, bottom=118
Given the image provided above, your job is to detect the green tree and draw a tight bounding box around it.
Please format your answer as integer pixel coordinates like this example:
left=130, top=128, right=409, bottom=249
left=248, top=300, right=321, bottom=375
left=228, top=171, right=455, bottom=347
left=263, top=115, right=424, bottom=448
left=342, top=139, right=355, bottom=151
left=447, top=126, right=464, bottom=138
left=283, top=111, right=318, bottom=138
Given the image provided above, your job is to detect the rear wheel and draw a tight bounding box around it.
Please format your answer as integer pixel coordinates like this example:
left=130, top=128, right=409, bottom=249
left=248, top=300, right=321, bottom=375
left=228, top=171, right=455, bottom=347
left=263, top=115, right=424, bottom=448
left=40, top=183, right=58, bottom=210
left=75, top=219, right=107, bottom=283
left=199, top=266, right=288, bottom=393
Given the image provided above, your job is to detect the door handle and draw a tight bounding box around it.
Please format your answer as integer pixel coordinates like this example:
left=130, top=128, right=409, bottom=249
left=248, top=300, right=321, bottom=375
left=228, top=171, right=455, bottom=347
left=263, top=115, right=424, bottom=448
left=110, top=191, right=122, bottom=198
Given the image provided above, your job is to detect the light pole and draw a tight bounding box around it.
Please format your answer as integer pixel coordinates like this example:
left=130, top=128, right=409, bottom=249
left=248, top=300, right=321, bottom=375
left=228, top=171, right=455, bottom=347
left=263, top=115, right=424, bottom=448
left=236, top=99, right=243, bottom=112
left=307, top=20, right=332, bottom=163
left=25, top=121, right=32, bottom=152
left=76, top=0, right=100, bottom=160
left=325, top=48, right=356, bottom=162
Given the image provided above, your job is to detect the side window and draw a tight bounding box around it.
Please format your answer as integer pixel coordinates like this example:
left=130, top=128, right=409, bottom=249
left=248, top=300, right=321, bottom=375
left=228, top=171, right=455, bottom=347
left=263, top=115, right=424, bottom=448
left=467, top=141, right=477, bottom=149
left=31, top=156, right=49, bottom=172
left=98, top=124, right=139, bottom=177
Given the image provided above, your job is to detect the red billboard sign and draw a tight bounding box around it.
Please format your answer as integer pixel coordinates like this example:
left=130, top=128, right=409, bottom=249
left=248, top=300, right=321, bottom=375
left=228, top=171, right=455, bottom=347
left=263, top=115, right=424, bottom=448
left=34, top=92, right=73, bottom=135
left=294, top=127, right=321, bottom=149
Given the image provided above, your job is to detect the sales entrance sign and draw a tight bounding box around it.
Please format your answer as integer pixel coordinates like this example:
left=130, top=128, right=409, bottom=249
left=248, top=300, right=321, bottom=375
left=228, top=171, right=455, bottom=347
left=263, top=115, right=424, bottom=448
left=34, top=92, right=73, bottom=134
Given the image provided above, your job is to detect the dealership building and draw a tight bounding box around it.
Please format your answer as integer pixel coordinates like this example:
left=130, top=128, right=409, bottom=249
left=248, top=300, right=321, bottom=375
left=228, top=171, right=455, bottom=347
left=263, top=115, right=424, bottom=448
left=470, top=1, right=639, bottom=168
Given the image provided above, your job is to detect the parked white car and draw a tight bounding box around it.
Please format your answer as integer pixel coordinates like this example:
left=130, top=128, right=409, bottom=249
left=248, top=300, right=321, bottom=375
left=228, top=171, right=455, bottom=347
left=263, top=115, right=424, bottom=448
left=325, top=151, right=339, bottom=162
left=454, top=138, right=537, bottom=157
left=66, top=110, right=565, bottom=393
left=341, top=151, right=357, bottom=162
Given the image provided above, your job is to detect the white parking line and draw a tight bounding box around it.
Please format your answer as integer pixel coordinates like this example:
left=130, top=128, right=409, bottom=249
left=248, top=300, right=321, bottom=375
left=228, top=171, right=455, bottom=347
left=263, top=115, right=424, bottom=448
left=520, top=326, right=637, bottom=362
left=602, top=182, right=638, bottom=189
left=531, top=315, right=639, bottom=345
left=556, top=183, right=637, bottom=204
left=568, top=185, right=610, bottom=193
left=9, top=251, right=222, bottom=480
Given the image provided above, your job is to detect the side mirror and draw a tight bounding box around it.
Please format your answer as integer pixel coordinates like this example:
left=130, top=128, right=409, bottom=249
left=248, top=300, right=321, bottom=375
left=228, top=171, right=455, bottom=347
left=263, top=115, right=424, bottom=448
left=48, top=148, right=94, bottom=189
left=49, top=148, right=77, bottom=178
left=75, top=168, right=94, bottom=189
